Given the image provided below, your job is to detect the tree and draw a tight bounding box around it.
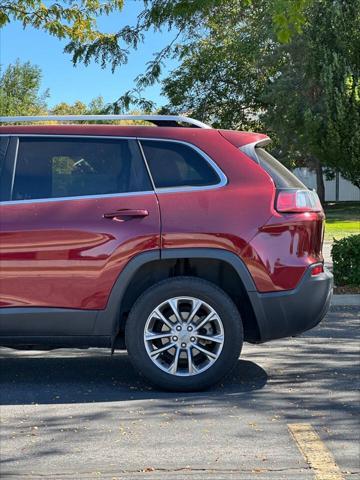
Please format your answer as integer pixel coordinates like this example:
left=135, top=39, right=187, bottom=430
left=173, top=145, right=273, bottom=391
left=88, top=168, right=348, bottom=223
left=50, top=96, right=107, bottom=116
left=0, top=59, right=109, bottom=118
left=111, top=0, right=312, bottom=111
left=3, top=2, right=357, bottom=194
left=50, top=97, right=108, bottom=116
left=159, top=2, right=274, bottom=129
left=50, top=100, right=88, bottom=116
left=49, top=97, right=152, bottom=125
left=317, top=4, right=360, bottom=189
left=1, top=1, right=314, bottom=116
left=263, top=0, right=360, bottom=193
left=157, top=0, right=360, bottom=201
left=0, top=1, right=129, bottom=69
left=0, top=60, right=49, bottom=115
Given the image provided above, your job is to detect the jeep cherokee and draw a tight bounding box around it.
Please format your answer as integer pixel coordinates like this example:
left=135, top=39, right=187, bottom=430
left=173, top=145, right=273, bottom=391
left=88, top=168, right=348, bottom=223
left=0, top=115, right=333, bottom=391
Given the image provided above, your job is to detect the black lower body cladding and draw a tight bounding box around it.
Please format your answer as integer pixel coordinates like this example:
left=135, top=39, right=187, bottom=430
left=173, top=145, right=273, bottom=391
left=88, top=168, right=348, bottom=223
left=249, top=267, right=333, bottom=342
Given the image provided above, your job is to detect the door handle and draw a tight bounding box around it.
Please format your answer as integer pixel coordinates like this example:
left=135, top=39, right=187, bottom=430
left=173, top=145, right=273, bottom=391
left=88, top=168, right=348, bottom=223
left=103, top=209, right=149, bottom=220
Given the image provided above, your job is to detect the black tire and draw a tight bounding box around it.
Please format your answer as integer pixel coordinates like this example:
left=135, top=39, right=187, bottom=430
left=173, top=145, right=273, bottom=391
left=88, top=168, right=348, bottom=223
left=125, top=276, right=243, bottom=391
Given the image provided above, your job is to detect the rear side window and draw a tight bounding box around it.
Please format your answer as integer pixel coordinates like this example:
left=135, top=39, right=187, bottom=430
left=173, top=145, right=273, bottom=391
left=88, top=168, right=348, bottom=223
left=140, top=140, right=220, bottom=189
left=12, top=137, right=152, bottom=201
left=256, top=148, right=306, bottom=188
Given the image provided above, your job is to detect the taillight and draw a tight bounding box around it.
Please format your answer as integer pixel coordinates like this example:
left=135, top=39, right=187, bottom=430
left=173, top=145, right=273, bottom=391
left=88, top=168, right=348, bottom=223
left=276, top=189, right=322, bottom=213
left=311, top=264, right=324, bottom=276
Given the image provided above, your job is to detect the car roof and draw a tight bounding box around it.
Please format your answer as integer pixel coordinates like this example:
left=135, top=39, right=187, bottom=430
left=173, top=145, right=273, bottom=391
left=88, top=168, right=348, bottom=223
left=0, top=125, right=268, bottom=148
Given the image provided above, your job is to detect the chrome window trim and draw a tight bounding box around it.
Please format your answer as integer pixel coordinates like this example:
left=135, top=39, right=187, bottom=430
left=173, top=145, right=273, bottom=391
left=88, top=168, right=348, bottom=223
left=137, top=140, right=157, bottom=193
left=0, top=191, right=155, bottom=206
left=0, top=134, right=137, bottom=138
left=0, top=134, right=228, bottom=205
left=0, top=135, right=154, bottom=205
left=9, top=137, right=19, bottom=201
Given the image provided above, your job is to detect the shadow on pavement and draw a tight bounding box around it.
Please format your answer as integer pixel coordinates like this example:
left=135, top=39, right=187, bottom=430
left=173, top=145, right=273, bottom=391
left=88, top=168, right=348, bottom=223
left=0, top=352, right=268, bottom=406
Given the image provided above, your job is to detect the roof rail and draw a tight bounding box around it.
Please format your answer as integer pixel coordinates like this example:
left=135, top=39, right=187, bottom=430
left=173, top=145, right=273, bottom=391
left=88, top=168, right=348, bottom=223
left=0, top=114, right=212, bottom=129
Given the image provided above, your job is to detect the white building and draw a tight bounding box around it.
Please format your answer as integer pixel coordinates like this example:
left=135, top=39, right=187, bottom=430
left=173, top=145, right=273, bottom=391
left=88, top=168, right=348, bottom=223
left=293, top=168, right=360, bottom=202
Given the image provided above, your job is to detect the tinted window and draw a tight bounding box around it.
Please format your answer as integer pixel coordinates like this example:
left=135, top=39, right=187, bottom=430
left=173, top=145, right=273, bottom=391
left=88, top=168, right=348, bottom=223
left=0, top=136, right=9, bottom=176
left=256, top=148, right=306, bottom=188
left=141, top=140, right=220, bottom=189
left=12, top=137, right=152, bottom=200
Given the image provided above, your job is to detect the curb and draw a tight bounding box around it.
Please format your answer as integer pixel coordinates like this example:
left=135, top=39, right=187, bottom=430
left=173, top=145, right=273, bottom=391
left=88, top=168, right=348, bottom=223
left=331, top=294, right=360, bottom=307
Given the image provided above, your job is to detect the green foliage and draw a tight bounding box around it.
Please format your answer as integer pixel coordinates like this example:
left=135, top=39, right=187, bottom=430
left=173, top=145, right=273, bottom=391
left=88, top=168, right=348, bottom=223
left=50, top=96, right=110, bottom=123
left=0, top=60, right=49, bottom=116
left=265, top=1, right=360, bottom=189
left=319, top=4, right=360, bottom=189
left=331, top=235, right=360, bottom=286
left=50, top=97, right=106, bottom=115
left=156, top=0, right=360, bottom=193
left=0, top=1, right=123, bottom=39
left=2, top=2, right=358, bottom=192
left=51, top=100, right=88, bottom=116
left=49, top=96, right=152, bottom=125
left=109, top=0, right=313, bottom=111
left=271, top=0, right=311, bottom=43
left=159, top=1, right=272, bottom=130
left=324, top=202, right=360, bottom=242
left=0, top=60, right=109, bottom=119
left=0, top=0, right=125, bottom=70
left=0, top=1, right=313, bottom=89
left=87, top=96, right=107, bottom=114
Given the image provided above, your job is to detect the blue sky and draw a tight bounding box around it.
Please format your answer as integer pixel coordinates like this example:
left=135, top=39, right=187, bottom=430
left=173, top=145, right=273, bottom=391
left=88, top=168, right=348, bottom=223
left=0, top=1, right=178, bottom=108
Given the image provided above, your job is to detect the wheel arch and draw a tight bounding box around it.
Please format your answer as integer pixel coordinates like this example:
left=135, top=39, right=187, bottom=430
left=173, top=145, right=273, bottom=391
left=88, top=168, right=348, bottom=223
left=95, top=248, right=262, bottom=344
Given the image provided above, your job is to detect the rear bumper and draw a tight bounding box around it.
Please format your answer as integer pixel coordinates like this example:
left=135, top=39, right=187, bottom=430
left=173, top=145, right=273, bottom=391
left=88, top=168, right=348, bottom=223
left=248, top=266, right=333, bottom=342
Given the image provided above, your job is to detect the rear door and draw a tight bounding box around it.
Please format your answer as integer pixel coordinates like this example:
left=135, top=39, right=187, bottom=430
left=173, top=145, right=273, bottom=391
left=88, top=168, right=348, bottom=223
left=0, top=135, right=160, bottom=335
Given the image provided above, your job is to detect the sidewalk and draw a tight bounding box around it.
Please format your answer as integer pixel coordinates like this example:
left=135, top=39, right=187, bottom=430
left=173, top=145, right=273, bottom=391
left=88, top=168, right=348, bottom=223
left=331, top=294, right=360, bottom=306
left=323, top=241, right=333, bottom=271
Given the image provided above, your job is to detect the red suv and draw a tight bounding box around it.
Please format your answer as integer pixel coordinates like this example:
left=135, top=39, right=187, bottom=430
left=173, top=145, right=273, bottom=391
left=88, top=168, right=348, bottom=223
left=0, top=115, right=333, bottom=391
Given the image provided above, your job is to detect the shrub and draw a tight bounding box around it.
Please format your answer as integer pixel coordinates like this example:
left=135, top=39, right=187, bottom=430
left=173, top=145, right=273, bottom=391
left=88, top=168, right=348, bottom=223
left=331, top=234, right=360, bottom=286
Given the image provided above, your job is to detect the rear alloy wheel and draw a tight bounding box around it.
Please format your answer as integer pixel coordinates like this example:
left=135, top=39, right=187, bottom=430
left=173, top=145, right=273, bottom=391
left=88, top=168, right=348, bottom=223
left=125, top=277, right=243, bottom=391
left=144, top=297, right=224, bottom=376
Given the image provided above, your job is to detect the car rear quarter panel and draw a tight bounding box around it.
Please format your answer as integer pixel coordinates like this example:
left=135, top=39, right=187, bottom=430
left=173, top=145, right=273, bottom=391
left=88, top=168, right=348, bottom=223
left=242, top=211, right=325, bottom=291
left=154, top=132, right=277, bottom=278
left=154, top=130, right=324, bottom=293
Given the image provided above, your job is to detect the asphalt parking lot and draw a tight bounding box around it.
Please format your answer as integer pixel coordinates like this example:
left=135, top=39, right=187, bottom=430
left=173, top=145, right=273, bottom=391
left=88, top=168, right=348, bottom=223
left=0, top=306, right=359, bottom=479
